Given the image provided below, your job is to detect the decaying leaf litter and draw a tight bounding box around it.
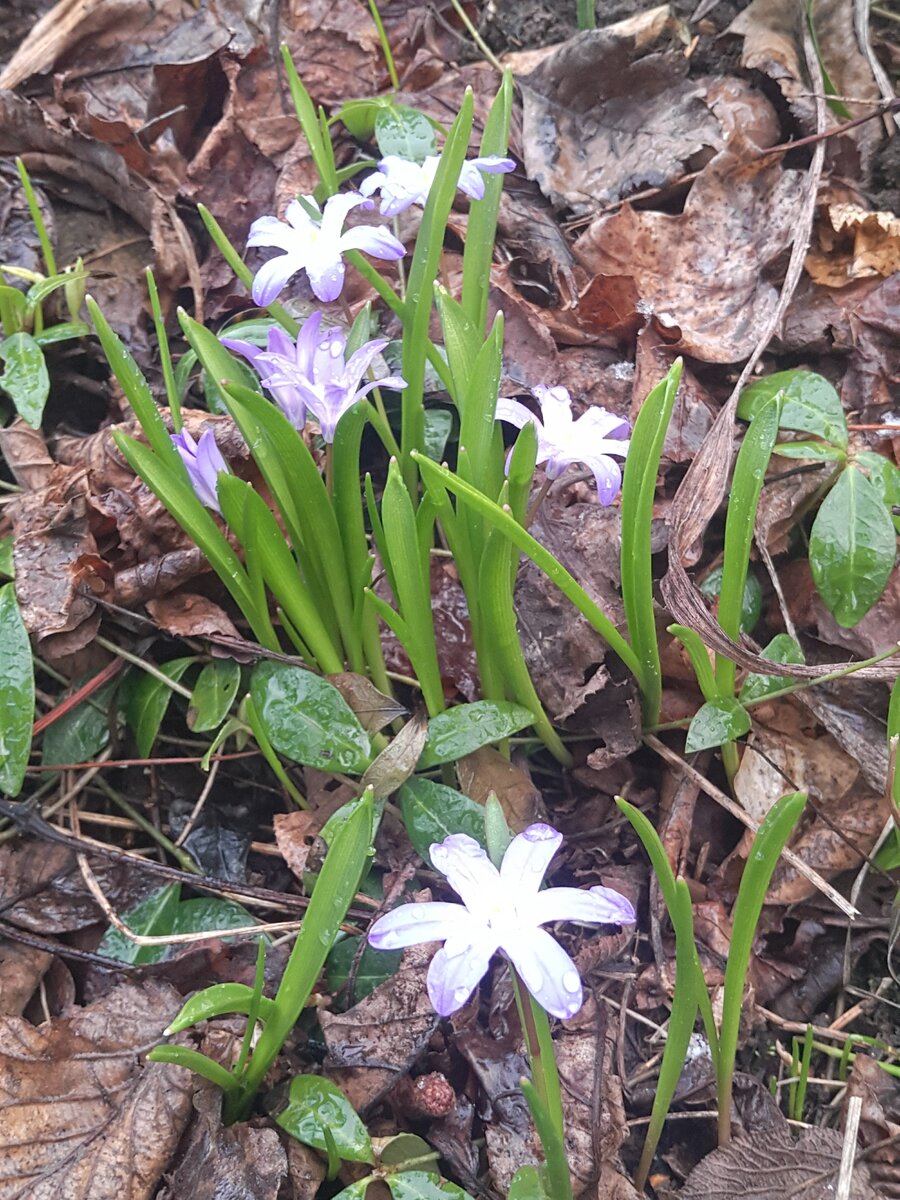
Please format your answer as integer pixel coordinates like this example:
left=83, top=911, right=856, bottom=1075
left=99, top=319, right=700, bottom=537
left=0, top=0, right=898, bottom=1197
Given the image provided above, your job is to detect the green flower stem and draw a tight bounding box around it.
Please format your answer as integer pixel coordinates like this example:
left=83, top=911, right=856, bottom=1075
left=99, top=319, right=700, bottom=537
left=145, top=268, right=181, bottom=430
left=511, top=970, right=572, bottom=1200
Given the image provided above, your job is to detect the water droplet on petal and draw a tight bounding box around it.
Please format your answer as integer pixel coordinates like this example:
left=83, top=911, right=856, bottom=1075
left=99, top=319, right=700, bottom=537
left=453, top=985, right=470, bottom=1003
left=563, top=970, right=580, bottom=993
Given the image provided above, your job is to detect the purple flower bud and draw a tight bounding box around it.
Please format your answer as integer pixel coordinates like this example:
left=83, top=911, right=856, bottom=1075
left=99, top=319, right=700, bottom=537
left=171, top=428, right=229, bottom=514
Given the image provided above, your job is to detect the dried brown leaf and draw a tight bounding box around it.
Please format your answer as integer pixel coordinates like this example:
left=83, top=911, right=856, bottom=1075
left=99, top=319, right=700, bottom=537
left=0, top=941, right=52, bottom=1018
left=518, top=24, right=773, bottom=211
left=574, top=142, right=806, bottom=362
left=145, top=592, right=240, bottom=641
left=680, top=1123, right=878, bottom=1199
left=0, top=981, right=193, bottom=1200
left=455, top=746, right=544, bottom=832
left=320, top=943, right=439, bottom=1113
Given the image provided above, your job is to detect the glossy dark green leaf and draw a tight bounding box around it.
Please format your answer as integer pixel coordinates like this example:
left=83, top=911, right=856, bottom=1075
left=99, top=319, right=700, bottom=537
left=122, top=657, right=195, bottom=759
left=42, top=680, right=117, bottom=768
left=328, top=1181, right=371, bottom=1200
left=740, top=634, right=805, bottom=703
left=417, top=701, right=534, bottom=769
left=0, top=582, right=34, bottom=796
left=375, top=104, right=437, bottom=162
left=276, top=1074, right=374, bottom=1162
left=738, top=370, right=848, bottom=448
left=336, top=97, right=389, bottom=139
left=685, top=698, right=752, bottom=753
left=379, top=1134, right=433, bottom=1168
left=98, top=887, right=259, bottom=965
left=388, top=1172, right=474, bottom=1200
left=399, top=778, right=486, bottom=867
left=773, top=439, right=846, bottom=462
left=0, top=332, right=50, bottom=427
left=325, top=935, right=402, bottom=1006
left=856, top=451, right=900, bottom=533
left=699, top=565, right=762, bottom=634
left=188, top=659, right=241, bottom=732
left=809, top=465, right=895, bottom=627
left=97, top=884, right=182, bottom=965
left=250, top=660, right=372, bottom=773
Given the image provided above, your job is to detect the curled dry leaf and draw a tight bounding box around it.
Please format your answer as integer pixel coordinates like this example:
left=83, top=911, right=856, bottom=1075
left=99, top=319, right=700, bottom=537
left=0, top=981, right=193, bottom=1200
left=456, top=746, right=543, bottom=833
left=574, top=139, right=806, bottom=362
left=0, top=941, right=53, bottom=1019
left=455, top=1026, right=536, bottom=1194
left=145, top=592, right=240, bottom=641
left=734, top=719, right=860, bottom=826
left=806, top=203, right=900, bottom=287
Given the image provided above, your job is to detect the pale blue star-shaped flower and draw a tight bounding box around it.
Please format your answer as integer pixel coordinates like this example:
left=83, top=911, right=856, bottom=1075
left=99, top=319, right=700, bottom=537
left=359, top=154, right=516, bottom=217
left=171, top=428, right=229, bottom=514
left=248, top=192, right=406, bottom=306
left=496, top=385, right=631, bottom=505
left=240, top=309, right=407, bottom=442
left=367, top=823, right=635, bottom=1019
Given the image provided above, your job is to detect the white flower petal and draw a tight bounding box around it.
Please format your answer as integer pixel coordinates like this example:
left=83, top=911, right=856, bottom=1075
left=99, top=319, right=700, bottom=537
left=426, top=933, right=498, bottom=1016
left=525, top=885, right=636, bottom=928
left=430, top=834, right=503, bottom=911
left=367, top=901, right=475, bottom=950
left=504, top=928, right=584, bottom=1019
left=500, top=823, right=562, bottom=894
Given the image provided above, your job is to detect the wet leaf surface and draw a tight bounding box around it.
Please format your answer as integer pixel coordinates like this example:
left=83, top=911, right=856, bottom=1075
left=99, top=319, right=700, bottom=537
left=0, top=981, right=193, bottom=1199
